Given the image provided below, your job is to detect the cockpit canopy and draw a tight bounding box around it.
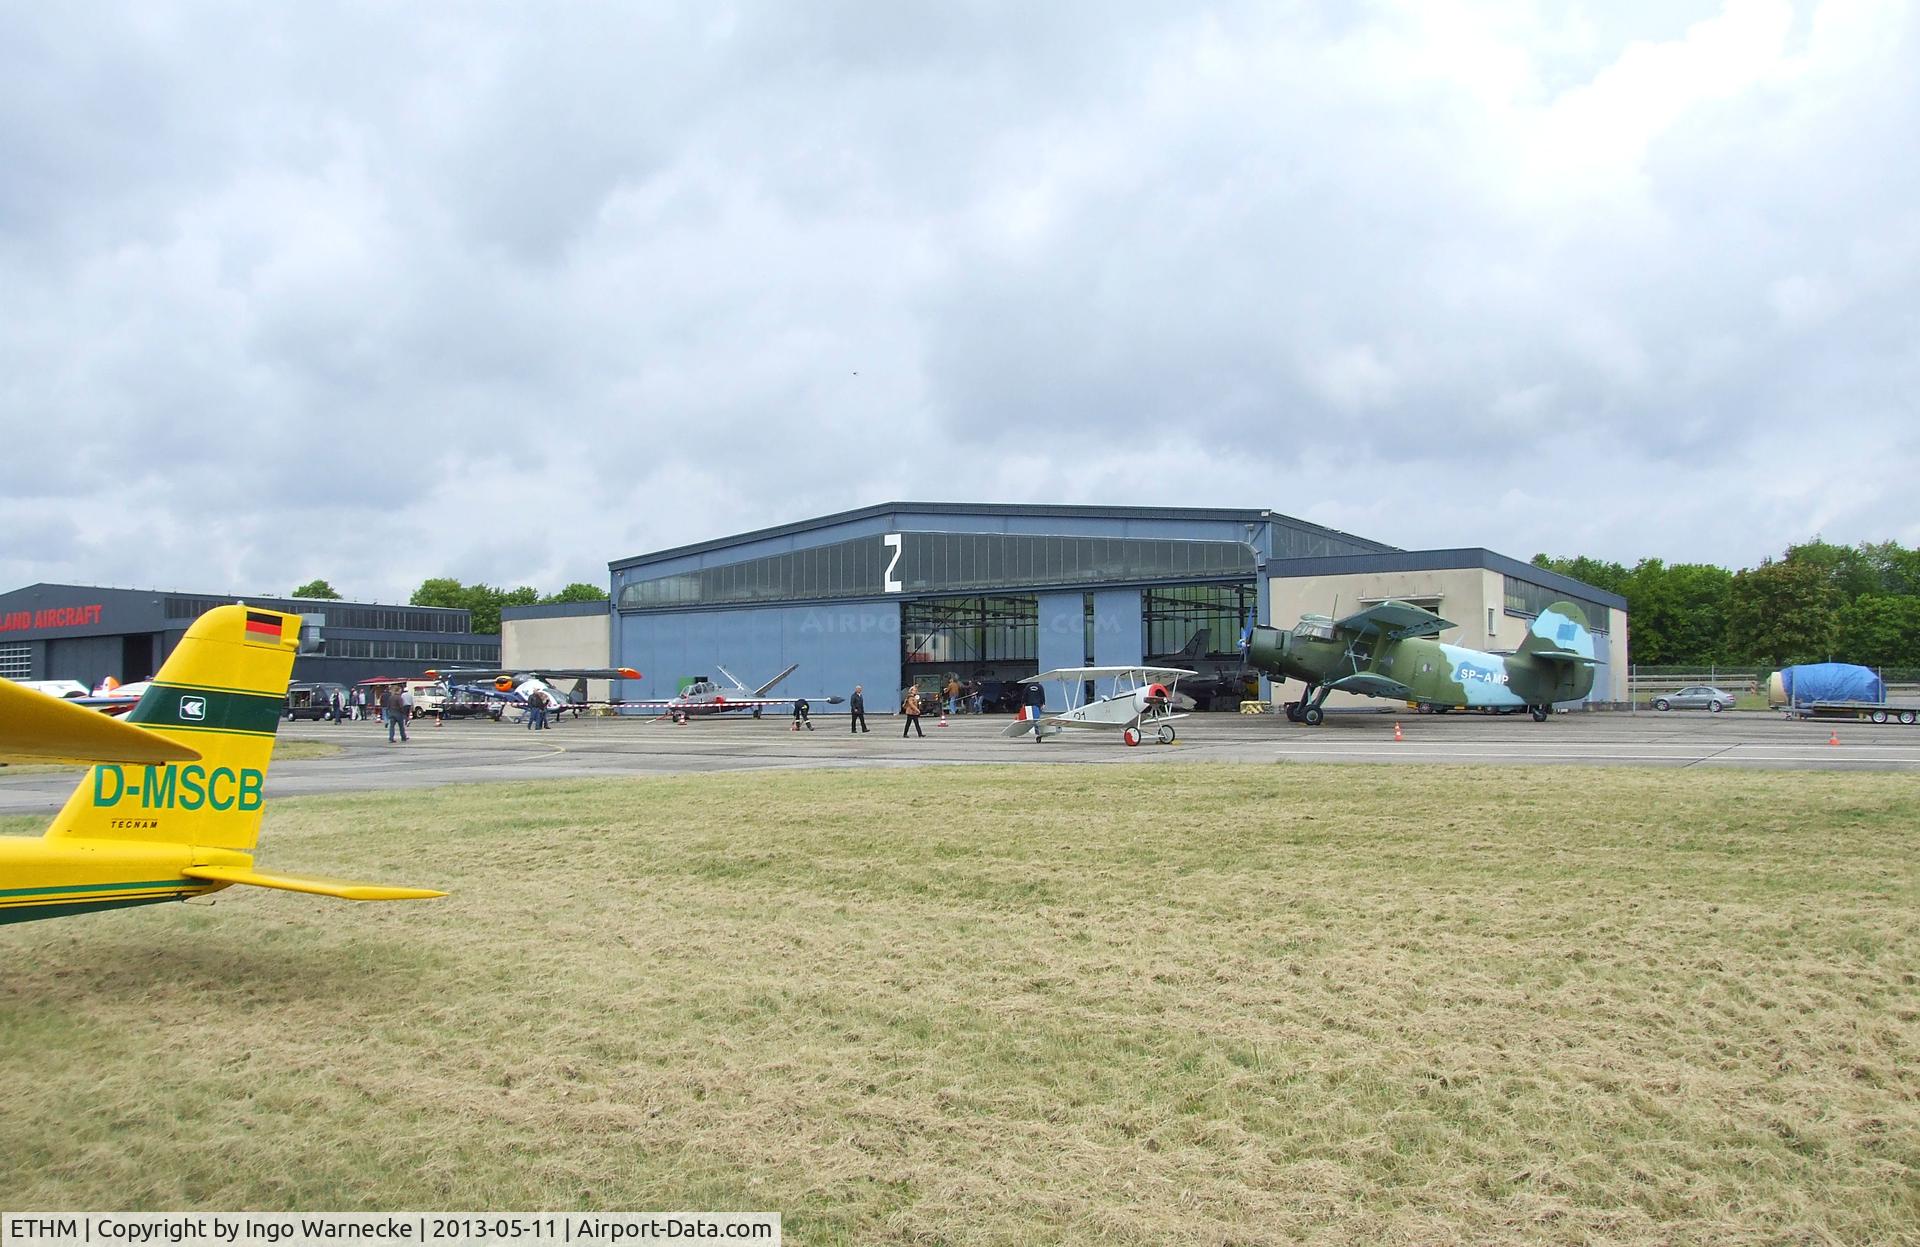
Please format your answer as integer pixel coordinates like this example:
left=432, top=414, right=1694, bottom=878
left=1293, top=615, right=1336, bottom=643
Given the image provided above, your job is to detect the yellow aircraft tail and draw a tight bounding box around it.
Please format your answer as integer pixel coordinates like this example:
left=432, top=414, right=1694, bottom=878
left=47, top=605, right=298, bottom=851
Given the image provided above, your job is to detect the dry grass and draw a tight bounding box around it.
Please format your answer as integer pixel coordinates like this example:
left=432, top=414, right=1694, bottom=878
left=2, top=764, right=1916, bottom=1245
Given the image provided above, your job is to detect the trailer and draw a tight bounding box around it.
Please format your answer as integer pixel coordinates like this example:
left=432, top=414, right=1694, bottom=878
left=1786, top=700, right=1919, bottom=725
left=1768, top=664, right=1918, bottom=723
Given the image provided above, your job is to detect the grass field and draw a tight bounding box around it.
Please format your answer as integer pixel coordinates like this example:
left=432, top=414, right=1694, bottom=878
left=2, top=764, right=1915, bottom=1244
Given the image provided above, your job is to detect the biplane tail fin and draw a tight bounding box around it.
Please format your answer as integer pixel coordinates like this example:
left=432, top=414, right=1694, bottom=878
left=1517, top=601, right=1598, bottom=664
left=47, top=605, right=296, bottom=850
left=1001, top=704, right=1042, bottom=737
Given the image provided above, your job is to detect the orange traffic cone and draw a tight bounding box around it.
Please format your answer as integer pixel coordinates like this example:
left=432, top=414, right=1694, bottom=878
left=1394, top=721, right=1404, bottom=741
left=1829, top=729, right=1840, bottom=746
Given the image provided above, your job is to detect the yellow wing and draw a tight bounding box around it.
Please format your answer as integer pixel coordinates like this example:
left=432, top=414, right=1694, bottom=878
left=182, top=864, right=446, bottom=901
left=0, top=679, right=202, bottom=766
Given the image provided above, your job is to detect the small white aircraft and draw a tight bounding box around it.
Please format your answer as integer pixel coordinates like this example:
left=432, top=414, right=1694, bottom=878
left=1001, top=665, right=1196, bottom=746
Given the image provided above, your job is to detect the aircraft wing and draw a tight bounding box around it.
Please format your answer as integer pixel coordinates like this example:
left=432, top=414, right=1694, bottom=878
left=428, top=667, right=641, bottom=681
left=1334, top=601, right=1453, bottom=639
left=623, top=695, right=844, bottom=710
left=1323, top=672, right=1415, bottom=700
left=1032, top=666, right=1199, bottom=683
left=0, top=679, right=202, bottom=765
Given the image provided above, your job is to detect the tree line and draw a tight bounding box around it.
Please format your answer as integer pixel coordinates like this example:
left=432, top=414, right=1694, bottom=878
left=1532, top=540, right=1920, bottom=670
left=289, top=578, right=608, bottom=634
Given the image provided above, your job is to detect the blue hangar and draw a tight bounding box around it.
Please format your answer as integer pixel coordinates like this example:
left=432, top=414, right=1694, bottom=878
left=600, top=502, right=1629, bottom=712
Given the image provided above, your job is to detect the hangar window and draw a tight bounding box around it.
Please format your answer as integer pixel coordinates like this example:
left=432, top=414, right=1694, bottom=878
left=165, top=596, right=231, bottom=620
left=901, top=596, right=1037, bottom=668
left=618, top=532, right=1257, bottom=610
left=1502, top=576, right=1609, bottom=634
left=1143, top=585, right=1258, bottom=660
left=0, top=643, right=28, bottom=680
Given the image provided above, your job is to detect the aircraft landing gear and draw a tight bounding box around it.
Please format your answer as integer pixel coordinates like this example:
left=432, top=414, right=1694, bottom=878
left=1122, top=727, right=1142, bottom=746
left=1156, top=724, right=1176, bottom=744
left=1284, top=702, right=1302, bottom=722
left=1530, top=705, right=1549, bottom=722
left=1302, top=706, right=1324, bottom=726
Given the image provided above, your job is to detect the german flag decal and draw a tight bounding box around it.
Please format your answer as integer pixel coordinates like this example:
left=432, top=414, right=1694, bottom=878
left=244, top=611, right=284, bottom=645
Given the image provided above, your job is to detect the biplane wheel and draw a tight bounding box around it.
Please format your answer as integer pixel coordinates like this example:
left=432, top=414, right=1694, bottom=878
left=1122, top=727, right=1141, bottom=747
left=1156, top=724, right=1175, bottom=744
left=1302, top=706, right=1324, bottom=726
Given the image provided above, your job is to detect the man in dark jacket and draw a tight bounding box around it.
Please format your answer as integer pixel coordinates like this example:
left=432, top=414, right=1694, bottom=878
left=849, top=685, right=868, bottom=733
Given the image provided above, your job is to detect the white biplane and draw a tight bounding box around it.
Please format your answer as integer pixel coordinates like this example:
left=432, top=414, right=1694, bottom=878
left=1001, top=665, right=1196, bottom=746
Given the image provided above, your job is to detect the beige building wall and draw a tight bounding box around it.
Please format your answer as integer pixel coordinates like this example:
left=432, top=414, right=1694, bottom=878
left=501, top=614, right=613, bottom=703
left=1605, top=607, right=1631, bottom=702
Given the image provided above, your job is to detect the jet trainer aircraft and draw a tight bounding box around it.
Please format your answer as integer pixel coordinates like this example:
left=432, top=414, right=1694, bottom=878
left=0, top=605, right=443, bottom=925
left=1242, top=599, right=1597, bottom=723
left=1001, top=665, right=1196, bottom=746
left=627, top=664, right=844, bottom=722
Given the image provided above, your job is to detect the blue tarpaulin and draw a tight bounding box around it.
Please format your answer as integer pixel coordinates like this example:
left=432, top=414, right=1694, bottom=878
left=1779, top=663, right=1885, bottom=705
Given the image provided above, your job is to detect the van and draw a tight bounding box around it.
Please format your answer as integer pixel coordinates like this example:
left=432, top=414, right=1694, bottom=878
left=286, top=682, right=347, bottom=721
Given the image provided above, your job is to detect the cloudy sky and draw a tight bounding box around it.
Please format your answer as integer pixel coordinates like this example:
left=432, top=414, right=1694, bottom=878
left=3, top=1, right=1915, bottom=602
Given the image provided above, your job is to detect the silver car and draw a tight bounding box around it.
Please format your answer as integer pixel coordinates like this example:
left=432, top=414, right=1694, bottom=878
left=1652, top=685, right=1737, bottom=712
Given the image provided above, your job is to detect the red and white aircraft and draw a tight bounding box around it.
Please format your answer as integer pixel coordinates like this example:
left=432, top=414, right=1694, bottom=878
left=626, top=664, right=842, bottom=722
left=1002, top=665, right=1196, bottom=746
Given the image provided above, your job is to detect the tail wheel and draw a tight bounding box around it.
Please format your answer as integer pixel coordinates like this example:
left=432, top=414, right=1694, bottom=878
left=1122, top=727, right=1141, bottom=746
left=1156, top=724, right=1175, bottom=744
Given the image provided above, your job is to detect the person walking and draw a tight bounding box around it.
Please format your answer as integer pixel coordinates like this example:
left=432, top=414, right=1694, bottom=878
left=330, top=689, right=343, bottom=724
left=902, top=686, right=924, bottom=737
left=945, top=675, right=962, bottom=717
left=384, top=686, right=409, bottom=743
left=849, top=685, right=868, bottom=733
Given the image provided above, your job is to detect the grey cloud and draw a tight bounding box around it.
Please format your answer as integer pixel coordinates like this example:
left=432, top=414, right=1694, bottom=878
left=2, top=1, right=1916, bottom=600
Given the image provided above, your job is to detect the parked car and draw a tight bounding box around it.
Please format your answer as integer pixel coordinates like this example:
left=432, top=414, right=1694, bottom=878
left=1651, top=685, right=1737, bottom=712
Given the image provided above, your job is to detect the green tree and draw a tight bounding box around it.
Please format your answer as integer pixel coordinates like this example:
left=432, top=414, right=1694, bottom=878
left=1630, top=561, right=1734, bottom=666
left=1858, top=541, right=1920, bottom=597
left=410, top=579, right=604, bottom=633
left=1531, top=554, right=1630, bottom=598
left=410, top=578, right=470, bottom=611
left=1783, top=539, right=1879, bottom=603
left=410, top=578, right=510, bottom=633
left=542, top=582, right=610, bottom=604
left=291, top=579, right=343, bottom=600
left=1834, top=596, right=1920, bottom=668
left=1726, top=558, right=1840, bottom=667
